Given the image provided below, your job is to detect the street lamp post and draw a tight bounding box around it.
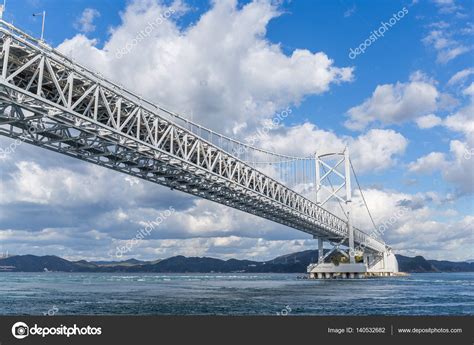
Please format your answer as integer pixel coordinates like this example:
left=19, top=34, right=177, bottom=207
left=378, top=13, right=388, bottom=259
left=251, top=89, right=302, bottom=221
left=32, top=10, right=46, bottom=41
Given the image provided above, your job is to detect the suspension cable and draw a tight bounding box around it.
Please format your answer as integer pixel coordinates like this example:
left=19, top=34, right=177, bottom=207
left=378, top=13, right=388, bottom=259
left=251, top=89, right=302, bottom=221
left=349, top=158, right=379, bottom=235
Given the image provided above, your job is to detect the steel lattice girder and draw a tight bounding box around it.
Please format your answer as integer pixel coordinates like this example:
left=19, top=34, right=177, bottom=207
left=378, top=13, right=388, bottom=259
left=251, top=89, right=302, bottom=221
left=0, top=21, right=387, bottom=254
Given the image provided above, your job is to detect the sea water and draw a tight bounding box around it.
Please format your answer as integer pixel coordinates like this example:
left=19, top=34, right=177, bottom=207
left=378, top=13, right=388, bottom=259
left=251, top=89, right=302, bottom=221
left=0, top=272, right=472, bottom=315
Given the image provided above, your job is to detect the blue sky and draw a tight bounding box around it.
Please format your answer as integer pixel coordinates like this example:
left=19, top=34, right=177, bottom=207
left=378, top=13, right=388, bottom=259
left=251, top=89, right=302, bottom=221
left=0, top=0, right=472, bottom=261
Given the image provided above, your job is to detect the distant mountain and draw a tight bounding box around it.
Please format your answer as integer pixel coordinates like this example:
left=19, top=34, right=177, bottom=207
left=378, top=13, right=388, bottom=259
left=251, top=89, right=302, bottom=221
left=89, top=258, right=152, bottom=266
left=427, top=259, right=474, bottom=272
left=396, top=255, right=439, bottom=273
left=0, top=251, right=473, bottom=273
left=0, top=255, right=80, bottom=272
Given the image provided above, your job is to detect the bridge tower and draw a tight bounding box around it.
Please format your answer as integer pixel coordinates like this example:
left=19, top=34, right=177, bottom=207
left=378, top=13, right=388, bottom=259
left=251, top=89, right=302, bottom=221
left=308, top=147, right=399, bottom=279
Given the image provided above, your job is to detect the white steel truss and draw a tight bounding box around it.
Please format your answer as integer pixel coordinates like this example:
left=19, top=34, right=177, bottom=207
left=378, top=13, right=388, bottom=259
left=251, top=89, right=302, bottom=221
left=0, top=20, right=388, bottom=254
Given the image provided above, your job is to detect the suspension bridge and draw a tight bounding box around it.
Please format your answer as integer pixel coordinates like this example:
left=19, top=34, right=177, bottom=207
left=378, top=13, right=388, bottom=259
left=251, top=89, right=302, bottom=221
left=0, top=18, right=398, bottom=278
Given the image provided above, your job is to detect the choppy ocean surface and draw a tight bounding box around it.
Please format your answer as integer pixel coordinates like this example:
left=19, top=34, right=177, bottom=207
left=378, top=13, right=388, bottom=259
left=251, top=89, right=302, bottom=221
left=0, top=272, right=472, bottom=315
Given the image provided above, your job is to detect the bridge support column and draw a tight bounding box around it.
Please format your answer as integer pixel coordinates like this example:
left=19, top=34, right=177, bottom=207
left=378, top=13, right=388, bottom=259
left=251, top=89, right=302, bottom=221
left=318, top=238, right=324, bottom=264
left=363, top=253, right=369, bottom=268
left=344, top=147, right=355, bottom=264
left=347, top=211, right=355, bottom=264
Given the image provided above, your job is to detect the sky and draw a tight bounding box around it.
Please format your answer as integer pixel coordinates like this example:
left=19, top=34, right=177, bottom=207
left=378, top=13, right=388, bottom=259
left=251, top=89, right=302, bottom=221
left=0, top=0, right=473, bottom=262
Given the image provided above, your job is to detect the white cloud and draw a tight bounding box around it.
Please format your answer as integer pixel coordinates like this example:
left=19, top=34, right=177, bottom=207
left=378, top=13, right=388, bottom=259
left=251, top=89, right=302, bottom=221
left=461, top=23, right=474, bottom=35
left=74, top=8, right=100, bottom=33
left=442, top=140, right=474, bottom=194
left=428, top=21, right=450, bottom=29
left=432, top=0, right=454, bottom=4
left=393, top=216, right=473, bottom=260
left=423, top=29, right=453, bottom=50
left=422, top=27, right=471, bottom=63
left=2, top=186, right=472, bottom=261
left=415, top=114, right=443, bottom=129
left=437, top=45, right=470, bottom=63
left=438, top=92, right=459, bottom=110
left=0, top=151, right=193, bottom=211
left=444, top=103, right=474, bottom=137
left=447, top=67, right=474, bottom=85
left=347, top=187, right=473, bottom=260
left=350, top=129, right=408, bottom=172
left=343, top=5, right=356, bottom=18
left=411, top=84, right=474, bottom=195
left=58, top=0, right=353, bottom=135
left=345, top=72, right=439, bottom=130
left=415, top=84, right=474, bottom=138
left=253, top=122, right=343, bottom=157
left=444, top=82, right=474, bottom=137
left=463, top=82, right=474, bottom=97
left=431, top=0, right=459, bottom=14
left=245, top=123, right=407, bottom=172
left=408, top=140, right=474, bottom=194
left=346, top=72, right=471, bottom=131
left=408, top=152, right=447, bottom=173
left=1, top=161, right=106, bottom=205
left=0, top=225, right=315, bottom=261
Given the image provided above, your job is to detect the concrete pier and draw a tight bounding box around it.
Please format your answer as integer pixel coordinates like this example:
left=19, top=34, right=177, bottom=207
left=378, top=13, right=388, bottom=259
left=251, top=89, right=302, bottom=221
left=307, top=251, right=400, bottom=279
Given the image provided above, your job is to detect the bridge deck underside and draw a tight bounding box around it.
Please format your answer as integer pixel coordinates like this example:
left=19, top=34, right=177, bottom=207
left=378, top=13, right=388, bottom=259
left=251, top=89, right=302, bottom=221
left=0, top=106, right=344, bottom=243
